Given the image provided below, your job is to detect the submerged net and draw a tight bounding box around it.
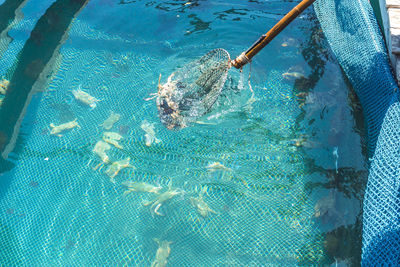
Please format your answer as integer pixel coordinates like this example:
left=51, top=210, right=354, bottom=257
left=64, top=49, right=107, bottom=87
left=0, top=0, right=390, bottom=264
left=157, top=48, right=230, bottom=129
left=0, top=46, right=323, bottom=265
left=314, top=0, right=400, bottom=265
left=0, top=2, right=328, bottom=265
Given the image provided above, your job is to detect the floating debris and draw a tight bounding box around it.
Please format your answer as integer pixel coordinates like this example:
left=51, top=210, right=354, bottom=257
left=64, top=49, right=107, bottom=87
left=190, top=186, right=217, bottom=217
left=93, top=141, right=111, bottom=169
left=0, top=79, right=9, bottom=95
left=101, top=111, right=121, bottom=130
left=151, top=239, right=172, bottom=267
left=49, top=119, right=79, bottom=137
left=206, top=162, right=232, bottom=172
left=143, top=184, right=182, bottom=216
left=72, top=85, right=100, bottom=108
left=122, top=181, right=162, bottom=196
left=102, top=131, right=123, bottom=149
left=105, top=157, right=134, bottom=183
left=141, top=120, right=161, bottom=146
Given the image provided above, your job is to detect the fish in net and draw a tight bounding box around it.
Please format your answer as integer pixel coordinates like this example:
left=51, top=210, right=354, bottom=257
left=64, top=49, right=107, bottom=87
left=156, top=49, right=231, bottom=129
left=152, top=0, right=315, bottom=130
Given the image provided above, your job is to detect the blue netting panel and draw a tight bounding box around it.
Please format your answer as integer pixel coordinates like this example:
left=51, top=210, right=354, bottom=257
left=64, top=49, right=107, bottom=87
left=314, top=0, right=398, bottom=156
left=314, top=0, right=400, bottom=265
left=362, top=100, right=400, bottom=265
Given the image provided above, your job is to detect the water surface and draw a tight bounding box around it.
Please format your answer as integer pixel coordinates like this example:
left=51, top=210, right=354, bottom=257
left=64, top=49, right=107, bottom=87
left=0, top=0, right=367, bottom=265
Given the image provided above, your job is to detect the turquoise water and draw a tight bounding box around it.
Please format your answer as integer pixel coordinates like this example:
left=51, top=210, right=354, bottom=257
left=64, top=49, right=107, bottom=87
left=0, top=0, right=367, bottom=265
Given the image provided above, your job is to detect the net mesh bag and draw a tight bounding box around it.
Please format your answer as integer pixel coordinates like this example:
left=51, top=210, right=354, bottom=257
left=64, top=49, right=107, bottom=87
left=314, top=0, right=400, bottom=265
left=157, top=48, right=230, bottom=129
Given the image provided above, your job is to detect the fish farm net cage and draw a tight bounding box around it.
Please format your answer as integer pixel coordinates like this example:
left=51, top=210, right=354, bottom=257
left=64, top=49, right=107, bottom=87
left=0, top=0, right=398, bottom=266
left=314, top=0, right=400, bottom=265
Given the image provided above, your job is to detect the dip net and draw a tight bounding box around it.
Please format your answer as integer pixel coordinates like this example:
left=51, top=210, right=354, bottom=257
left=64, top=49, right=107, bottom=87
left=157, top=48, right=230, bottom=129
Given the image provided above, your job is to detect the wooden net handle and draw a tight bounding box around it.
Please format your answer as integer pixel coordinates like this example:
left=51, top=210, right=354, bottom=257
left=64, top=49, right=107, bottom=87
left=231, top=0, right=316, bottom=69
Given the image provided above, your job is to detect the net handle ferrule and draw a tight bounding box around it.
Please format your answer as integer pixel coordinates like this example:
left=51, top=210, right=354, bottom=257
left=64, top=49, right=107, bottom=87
left=231, top=0, right=316, bottom=69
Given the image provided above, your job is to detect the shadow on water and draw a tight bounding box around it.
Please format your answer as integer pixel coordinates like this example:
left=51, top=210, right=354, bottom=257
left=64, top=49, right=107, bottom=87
left=289, top=11, right=368, bottom=266
left=0, top=0, right=90, bottom=158
left=0, top=0, right=28, bottom=58
left=0, top=0, right=27, bottom=36
left=0, top=0, right=90, bottom=196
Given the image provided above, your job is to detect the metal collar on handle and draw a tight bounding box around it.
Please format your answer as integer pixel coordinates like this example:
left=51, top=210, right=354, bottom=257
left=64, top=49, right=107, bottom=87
left=231, top=52, right=250, bottom=69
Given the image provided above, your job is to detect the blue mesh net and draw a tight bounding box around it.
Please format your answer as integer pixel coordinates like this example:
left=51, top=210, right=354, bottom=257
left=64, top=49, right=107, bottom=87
left=0, top=1, right=328, bottom=265
left=0, top=44, right=322, bottom=265
left=1, top=0, right=398, bottom=264
left=362, top=100, right=400, bottom=265
left=314, top=0, right=400, bottom=265
left=314, top=0, right=398, bottom=156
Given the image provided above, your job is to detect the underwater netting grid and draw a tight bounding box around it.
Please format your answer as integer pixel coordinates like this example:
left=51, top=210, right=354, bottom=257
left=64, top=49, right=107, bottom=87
left=362, top=101, right=400, bottom=264
left=0, top=17, right=327, bottom=266
left=314, top=0, right=400, bottom=265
